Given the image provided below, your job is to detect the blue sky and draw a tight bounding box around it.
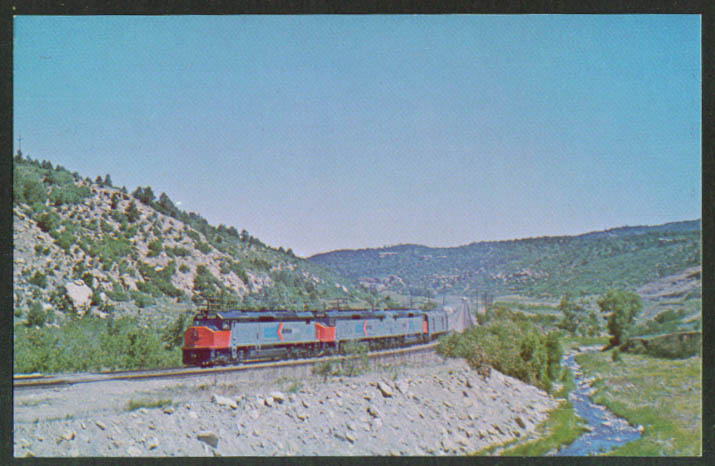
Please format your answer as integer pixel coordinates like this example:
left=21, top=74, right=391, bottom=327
left=14, top=15, right=701, bottom=257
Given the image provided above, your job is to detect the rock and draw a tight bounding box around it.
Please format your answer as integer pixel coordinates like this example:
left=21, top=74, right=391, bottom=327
left=95, top=420, right=107, bottom=430
left=264, top=396, right=274, bottom=407
left=296, top=410, right=309, bottom=421
left=61, top=430, right=75, bottom=441
left=396, top=380, right=409, bottom=394
left=366, top=406, right=381, bottom=418
left=197, top=431, right=219, bottom=448
left=147, top=436, right=159, bottom=450
left=270, top=391, right=286, bottom=403
left=163, top=406, right=175, bottom=415
left=376, top=381, right=393, bottom=397
left=212, top=394, right=238, bottom=409
left=345, top=432, right=356, bottom=443
left=65, top=282, right=92, bottom=313
left=443, top=400, right=453, bottom=408
left=301, top=399, right=311, bottom=408
left=188, top=411, right=199, bottom=420
left=465, top=377, right=473, bottom=388
left=514, top=416, right=526, bottom=429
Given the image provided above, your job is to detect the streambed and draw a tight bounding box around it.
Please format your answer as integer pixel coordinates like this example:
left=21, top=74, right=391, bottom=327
left=552, top=349, right=642, bottom=456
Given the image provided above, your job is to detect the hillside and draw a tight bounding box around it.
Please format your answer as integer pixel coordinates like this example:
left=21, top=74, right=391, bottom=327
left=308, top=221, right=701, bottom=299
left=12, top=153, right=374, bottom=330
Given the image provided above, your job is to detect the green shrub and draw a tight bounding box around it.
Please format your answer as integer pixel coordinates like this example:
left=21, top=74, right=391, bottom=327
left=195, top=241, right=212, bottom=254
left=131, top=291, right=155, bottom=308
left=46, top=168, right=74, bottom=186
left=437, top=310, right=562, bottom=393
left=36, top=211, right=61, bottom=232
left=34, top=244, right=50, bottom=256
left=179, top=263, right=190, bottom=273
left=137, top=261, right=183, bottom=298
left=186, top=229, right=200, bottom=242
left=25, top=301, right=47, bottom=327
left=49, top=184, right=91, bottom=206
left=147, top=238, right=163, bottom=257
left=165, top=246, right=190, bottom=257
left=105, top=281, right=130, bottom=302
left=50, top=228, right=76, bottom=252
left=13, top=166, right=47, bottom=205
left=28, top=271, right=48, bottom=288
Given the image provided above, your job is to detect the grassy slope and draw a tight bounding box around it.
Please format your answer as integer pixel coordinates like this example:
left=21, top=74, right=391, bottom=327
left=575, top=349, right=702, bottom=456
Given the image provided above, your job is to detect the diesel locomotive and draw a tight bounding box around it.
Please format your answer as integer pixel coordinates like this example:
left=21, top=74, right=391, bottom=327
left=182, top=305, right=450, bottom=367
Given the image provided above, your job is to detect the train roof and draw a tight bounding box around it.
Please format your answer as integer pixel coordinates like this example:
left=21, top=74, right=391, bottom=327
left=198, top=307, right=443, bottom=321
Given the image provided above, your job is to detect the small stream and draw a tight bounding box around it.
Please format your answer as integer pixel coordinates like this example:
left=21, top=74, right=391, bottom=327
left=551, top=349, right=642, bottom=456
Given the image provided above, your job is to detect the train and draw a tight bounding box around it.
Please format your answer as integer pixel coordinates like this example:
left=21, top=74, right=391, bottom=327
left=182, top=304, right=450, bottom=367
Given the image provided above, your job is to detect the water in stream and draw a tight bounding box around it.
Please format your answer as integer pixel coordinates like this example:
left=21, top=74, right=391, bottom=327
left=551, top=350, right=642, bottom=456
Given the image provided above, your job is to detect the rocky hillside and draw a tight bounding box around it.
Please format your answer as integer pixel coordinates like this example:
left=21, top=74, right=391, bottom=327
left=309, top=220, right=701, bottom=299
left=13, top=154, right=371, bottom=328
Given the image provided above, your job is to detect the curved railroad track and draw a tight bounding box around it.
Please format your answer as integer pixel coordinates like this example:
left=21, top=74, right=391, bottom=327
left=13, top=341, right=440, bottom=390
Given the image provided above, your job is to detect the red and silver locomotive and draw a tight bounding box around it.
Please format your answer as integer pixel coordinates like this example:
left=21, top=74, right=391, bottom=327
left=182, top=305, right=449, bottom=367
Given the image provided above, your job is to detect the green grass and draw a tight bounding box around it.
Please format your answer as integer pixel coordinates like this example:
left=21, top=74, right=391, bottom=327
left=126, top=398, right=172, bottom=411
left=499, top=401, right=588, bottom=456
left=575, top=349, right=701, bottom=455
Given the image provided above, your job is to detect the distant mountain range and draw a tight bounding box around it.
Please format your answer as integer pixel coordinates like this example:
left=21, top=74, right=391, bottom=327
left=308, top=220, right=701, bottom=299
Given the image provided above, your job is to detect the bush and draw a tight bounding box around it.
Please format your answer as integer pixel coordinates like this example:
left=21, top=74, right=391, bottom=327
left=437, top=310, right=563, bottom=393
left=25, top=301, right=47, bottom=327
left=137, top=261, right=183, bottom=298
left=14, top=316, right=182, bottom=373
left=14, top=166, right=48, bottom=205
left=28, top=270, right=48, bottom=288
left=179, top=263, right=190, bottom=273
left=50, top=228, right=76, bottom=252
left=131, top=291, right=155, bottom=308
left=195, top=241, right=212, bottom=254
left=49, top=184, right=91, bottom=206
left=165, top=246, right=190, bottom=257
left=36, top=211, right=61, bottom=232
left=147, top=238, right=163, bottom=257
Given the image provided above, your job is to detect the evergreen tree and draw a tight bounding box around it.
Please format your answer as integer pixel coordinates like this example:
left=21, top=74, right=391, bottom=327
left=125, top=200, right=141, bottom=223
left=104, top=174, right=113, bottom=187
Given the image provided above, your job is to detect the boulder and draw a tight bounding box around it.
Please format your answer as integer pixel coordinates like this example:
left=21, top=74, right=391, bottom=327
left=376, top=381, right=393, bottom=398
left=270, top=391, right=286, bottom=403
left=212, top=394, right=238, bottom=410
left=65, top=282, right=92, bottom=314
left=197, top=431, right=219, bottom=448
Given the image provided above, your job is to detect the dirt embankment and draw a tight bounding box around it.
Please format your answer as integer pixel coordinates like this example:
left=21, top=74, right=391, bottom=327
left=14, top=356, right=558, bottom=457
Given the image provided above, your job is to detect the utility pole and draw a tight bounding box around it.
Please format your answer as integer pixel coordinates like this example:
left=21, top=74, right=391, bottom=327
left=17, top=134, right=23, bottom=153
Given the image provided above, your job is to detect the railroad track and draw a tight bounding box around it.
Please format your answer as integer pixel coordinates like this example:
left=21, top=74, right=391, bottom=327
left=13, top=341, right=439, bottom=390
